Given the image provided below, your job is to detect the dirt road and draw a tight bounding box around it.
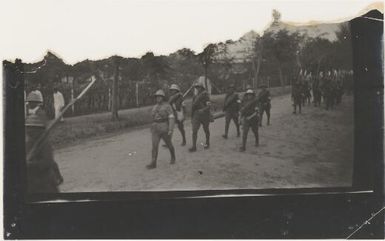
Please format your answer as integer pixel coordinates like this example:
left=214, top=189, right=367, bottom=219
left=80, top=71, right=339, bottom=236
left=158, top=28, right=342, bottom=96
left=55, top=94, right=354, bottom=192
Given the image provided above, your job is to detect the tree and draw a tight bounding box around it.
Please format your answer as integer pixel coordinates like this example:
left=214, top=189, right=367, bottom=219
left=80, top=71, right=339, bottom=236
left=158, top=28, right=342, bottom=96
left=141, top=52, right=171, bottom=87
left=198, top=43, right=217, bottom=89
left=261, top=30, right=302, bottom=86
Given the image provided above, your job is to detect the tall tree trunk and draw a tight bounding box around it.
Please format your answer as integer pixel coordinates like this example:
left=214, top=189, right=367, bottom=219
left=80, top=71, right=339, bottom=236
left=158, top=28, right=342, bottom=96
left=111, top=58, right=120, bottom=121
left=278, top=64, right=284, bottom=87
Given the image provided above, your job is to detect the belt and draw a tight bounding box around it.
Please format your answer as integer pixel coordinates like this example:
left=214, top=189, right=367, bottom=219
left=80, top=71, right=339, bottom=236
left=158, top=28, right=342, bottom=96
left=153, top=119, right=168, bottom=123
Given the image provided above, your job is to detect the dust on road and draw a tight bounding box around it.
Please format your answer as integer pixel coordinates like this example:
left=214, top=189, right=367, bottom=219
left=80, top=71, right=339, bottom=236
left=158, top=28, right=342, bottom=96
left=55, top=94, right=354, bottom=192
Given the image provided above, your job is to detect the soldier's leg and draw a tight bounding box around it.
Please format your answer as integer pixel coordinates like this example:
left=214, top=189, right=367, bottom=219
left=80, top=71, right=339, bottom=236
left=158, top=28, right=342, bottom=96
left=259, top=108, right=264, bottom=127
left=223, top=112, right=231, bottom=138
left=251, top=123, right=259, bottom=146
left=148, top=128, right=161, bottom=169
left=298, top=102, right=302, bottom=114
left=240, top=120, right=249, bottom=151
left=161, top=133, right=176, bottom=164
left=202, top=120, right=210, bottom=148
left=189, top=117, right=200, bottom=152
left=266, top=107, right=271, bottom=125
left=293, top=103, right=297, bottom=114
left=177, top=120, right=186, bottom=146
left=232, top=113, right=240, bottom=137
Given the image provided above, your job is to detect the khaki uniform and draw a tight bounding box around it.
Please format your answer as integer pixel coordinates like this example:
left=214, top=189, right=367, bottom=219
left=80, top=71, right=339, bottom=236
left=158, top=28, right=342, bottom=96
left=150, top=102, right=175, bottom=165
left=191, top=90, right=210, bottom=149
left=292, top=83, right=302, bottom=114
left=257, top=89, right=271, bottom=126
left=239, top=96, right=259, bottom=150
left=169, top=92, right=186, bottom=145
left=25, top=108, right=63, bottom=193
left=223, top=92, right=240, bottom=137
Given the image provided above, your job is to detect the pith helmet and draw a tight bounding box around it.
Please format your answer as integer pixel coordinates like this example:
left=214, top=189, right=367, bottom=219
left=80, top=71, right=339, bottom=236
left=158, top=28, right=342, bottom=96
left=194, top=80, right=205, bottom=89
left=245, top=84, right=253, bottom=90
left=26, top=91, right=43, bottom=103
left=154, top=89, right=166, bottom=97
left=245, top=89, right=255, bottom=95
left=169, top=84, right=180, bottom=91
left=25, top=114, right=45, bottom=128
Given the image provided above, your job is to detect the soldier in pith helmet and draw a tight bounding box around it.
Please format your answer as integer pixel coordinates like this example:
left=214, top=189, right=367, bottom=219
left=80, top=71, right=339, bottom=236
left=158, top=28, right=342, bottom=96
left=25, top=95, right=63, bottom=193
left=168, top=84, right=187, bottom=146
left=257, top=84, right=271, bottom=127
left=239, top=89, right=259, bottom=152
left=222, top=84, right=240, bottom=139
left=189, top=80, right=211, bottom=152
left=147, top=89, right=176, bottom=169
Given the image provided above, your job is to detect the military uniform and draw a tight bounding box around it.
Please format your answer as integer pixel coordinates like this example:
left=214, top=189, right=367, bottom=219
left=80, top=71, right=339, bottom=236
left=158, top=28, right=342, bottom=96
left=292, top=82, right=302, bottom=114
left=312, top=78, right=322, bottom=107
left=148, top=95, right=176, bottom=169
left=257, top=87, right=271, bottom=126
left=222, top=89, right=240, bottom=138
left=190, top=87, right=211, bottom=151
left=239, top=91, right=259, bottom=151
left=25, top=108, right=63, bottom=193
left=169, top=91, right=187, bottom=145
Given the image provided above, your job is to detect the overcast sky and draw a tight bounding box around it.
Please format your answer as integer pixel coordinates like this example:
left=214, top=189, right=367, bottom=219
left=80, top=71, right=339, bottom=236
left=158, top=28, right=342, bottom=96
left=0, top=0, right=382, bottom=64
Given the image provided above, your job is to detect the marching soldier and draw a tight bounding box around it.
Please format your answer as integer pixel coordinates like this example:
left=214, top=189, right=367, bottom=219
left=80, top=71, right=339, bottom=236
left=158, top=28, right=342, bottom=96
left=257, top=84, right=271, bottom=127
left=147, top=90, right=176, bottom=169
left=25, top=92, right=63, bottom=193
left=312, top=73, right=322, bottom=107
left=292, top=81, right=302, bottom=114
left=222, top=84, right=240, bottom=139
left=239, top=89, right=259, bottom=152
left=189, top=81, right=211, bottom=152
left=168, top=84, right=187, bottom=146
left=324, top=72, right=334, bottom=110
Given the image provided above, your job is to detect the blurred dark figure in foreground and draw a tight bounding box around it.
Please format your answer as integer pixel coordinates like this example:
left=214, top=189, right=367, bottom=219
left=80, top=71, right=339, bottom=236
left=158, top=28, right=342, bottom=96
left=25, top=92, right=63, bottom=193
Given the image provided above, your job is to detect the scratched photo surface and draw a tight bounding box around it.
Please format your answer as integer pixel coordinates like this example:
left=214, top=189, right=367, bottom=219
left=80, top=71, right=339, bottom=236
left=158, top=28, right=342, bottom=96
left=12, top=0, right=377, bottom=193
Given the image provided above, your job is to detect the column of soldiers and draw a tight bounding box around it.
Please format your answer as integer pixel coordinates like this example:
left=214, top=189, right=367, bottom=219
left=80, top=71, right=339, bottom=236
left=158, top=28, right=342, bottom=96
left=291, top=70, right=350, bottom=113
left=148, top=80, right=273, bottom=168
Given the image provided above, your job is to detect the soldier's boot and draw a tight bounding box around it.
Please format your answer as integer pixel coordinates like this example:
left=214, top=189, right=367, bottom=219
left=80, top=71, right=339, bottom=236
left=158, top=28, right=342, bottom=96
left=240, top=132, right=247, bottom=152
left=181, top=133, right=186, bottom=146
left=267, top=115, right=270, bottom=126
left=222, top=134, right=228, bottom=139
left=170, top=149, right=176, bottom=165
left=255, top=135, right=259, bottom=147
left=189, top=146, right=197, bottom=152
left=293, top=105, right=297, bottom=114
left=169, top=146, right=175, bottom=164
left=236, top=128, right=240, bottom=138
left=204, top=139, right=210, bottom=149
left=203, top=126, right=210, bottom=149
left=146, top=161, right=157, bottom=169
left=189, top=131, right=198, bottom=152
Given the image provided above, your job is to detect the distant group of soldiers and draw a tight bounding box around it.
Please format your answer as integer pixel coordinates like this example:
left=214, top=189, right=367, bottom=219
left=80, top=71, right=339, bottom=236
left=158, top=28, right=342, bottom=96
left=148, top=79, right=272, bottom=169
left=291, top=70, right=351, bottom=114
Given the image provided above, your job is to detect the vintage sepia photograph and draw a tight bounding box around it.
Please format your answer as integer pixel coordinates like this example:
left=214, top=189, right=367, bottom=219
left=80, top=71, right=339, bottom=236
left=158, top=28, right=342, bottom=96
left=2, top=0, right=384, bottom=239
left=1, top=0, right=382, bottom=194
left=7, top=1, right=364, bottom=194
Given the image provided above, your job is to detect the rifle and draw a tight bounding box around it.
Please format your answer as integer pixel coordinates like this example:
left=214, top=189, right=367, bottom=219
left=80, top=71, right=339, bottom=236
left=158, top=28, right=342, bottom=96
left=26, top=76, right=96, bottom=162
